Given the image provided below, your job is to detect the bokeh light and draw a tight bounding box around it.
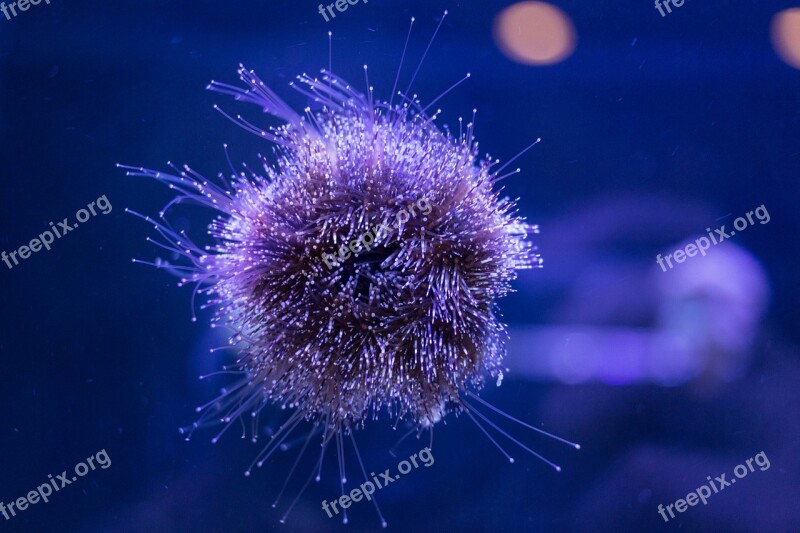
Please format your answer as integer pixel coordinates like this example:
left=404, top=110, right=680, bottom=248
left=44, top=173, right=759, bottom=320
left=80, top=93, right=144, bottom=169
left=493, top=1, right=577, bottom=66
left=771, top=8, right=800, bottom=69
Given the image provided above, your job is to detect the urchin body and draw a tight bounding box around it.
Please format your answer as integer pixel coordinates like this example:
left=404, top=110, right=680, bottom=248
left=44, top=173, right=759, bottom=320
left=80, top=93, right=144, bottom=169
left=202, top=72, right=536, bottom=432
left=125, top=60, right=537, bottom=450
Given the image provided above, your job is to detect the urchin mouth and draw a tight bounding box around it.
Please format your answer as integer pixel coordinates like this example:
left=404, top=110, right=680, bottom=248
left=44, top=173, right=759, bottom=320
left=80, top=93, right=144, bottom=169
left=339, top=242, right=402, bottom=301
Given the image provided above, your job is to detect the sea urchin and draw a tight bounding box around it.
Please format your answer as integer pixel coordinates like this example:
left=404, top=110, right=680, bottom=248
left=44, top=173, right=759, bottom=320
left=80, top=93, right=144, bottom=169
left=123, top=16, right=574, bottom=526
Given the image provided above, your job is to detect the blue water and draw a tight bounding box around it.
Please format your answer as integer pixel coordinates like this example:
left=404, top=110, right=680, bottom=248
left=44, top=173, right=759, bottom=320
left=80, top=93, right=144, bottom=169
left=1, top=1, right=798, bottom=531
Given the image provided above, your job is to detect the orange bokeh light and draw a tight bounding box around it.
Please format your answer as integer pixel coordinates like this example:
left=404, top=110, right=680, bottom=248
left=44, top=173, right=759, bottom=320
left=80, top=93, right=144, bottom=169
left=493, top=1, right=577, bottom=66
left=771, top=8, right=800, bottom=69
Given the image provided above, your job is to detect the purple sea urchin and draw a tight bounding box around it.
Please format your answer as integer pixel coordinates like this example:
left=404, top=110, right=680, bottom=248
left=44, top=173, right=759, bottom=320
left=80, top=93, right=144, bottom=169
left=124, top=16, right=576, bottom=525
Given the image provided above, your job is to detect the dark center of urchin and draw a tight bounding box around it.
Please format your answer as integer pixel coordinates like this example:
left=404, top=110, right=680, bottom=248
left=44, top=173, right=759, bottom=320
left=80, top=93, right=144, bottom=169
left=337, top=242, right=402, bottom=302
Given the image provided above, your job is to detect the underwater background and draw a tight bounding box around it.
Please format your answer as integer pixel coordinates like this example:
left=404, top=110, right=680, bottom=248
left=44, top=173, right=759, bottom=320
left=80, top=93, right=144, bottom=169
left=1, top=0, right=799, bottom=531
